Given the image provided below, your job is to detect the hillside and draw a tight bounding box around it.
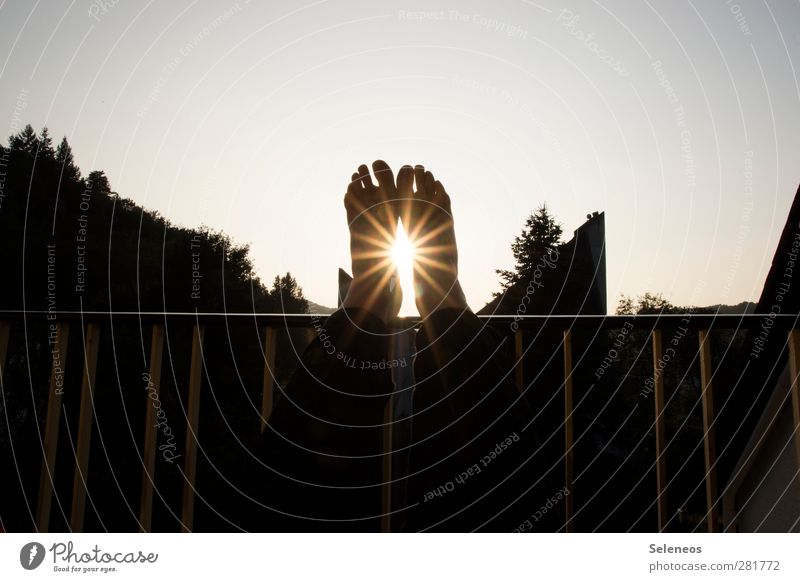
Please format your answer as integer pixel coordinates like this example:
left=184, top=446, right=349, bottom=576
left=0, top=126, right=307, bottom=314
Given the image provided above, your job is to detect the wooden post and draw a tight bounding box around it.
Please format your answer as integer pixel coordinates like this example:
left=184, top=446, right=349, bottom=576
left=139, top=324, right=165, bottom=532
left=381, top=398, right=393, bottom=533
left=652, top=329, right=668, bottom=532
left=70, top=322, right=102, bottom=532
left=181, top=325, right=205, bottom=532
left=260, top=326, right=278, bottom=432
left=36, top=321, right=70, bottom=532
left=698, top=330, right=719, bottom=532
left=515, top=329, right=524, bottom=393
left=787, top=330, right=800, bottom=492
left=0, top=321, right=9, bottom=383
left=563, top=329, right=574, bottom=532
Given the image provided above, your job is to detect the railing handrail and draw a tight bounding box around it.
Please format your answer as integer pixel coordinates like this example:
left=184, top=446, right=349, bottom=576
left=1, top=309, right=797, bottom=330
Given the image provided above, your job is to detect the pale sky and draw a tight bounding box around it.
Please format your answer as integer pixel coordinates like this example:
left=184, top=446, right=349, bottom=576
left=2, top=0, right=799, bottom=314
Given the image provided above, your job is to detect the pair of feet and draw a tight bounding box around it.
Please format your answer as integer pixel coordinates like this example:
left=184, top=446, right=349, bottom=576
left=342, top=160, right=468, bottom=322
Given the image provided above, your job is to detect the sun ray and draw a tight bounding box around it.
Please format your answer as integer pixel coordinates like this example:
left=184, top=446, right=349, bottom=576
left=411, top=221, right=453, bottom=248
left=362, top=266, right=397, bottom=311
left=413, top=261, right=447, bottom=297
left=354, top=256, right=395, bottom=280
left=414, top=253, right=457, bottom=274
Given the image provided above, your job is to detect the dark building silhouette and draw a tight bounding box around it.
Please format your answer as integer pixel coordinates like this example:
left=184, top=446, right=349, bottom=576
left=719, top=184, right=800, bottom=531
left=479, top=211, right=606, bottom=316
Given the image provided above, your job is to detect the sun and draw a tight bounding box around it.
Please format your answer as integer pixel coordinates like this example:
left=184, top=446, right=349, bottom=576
left=391, top=222, right=418, bottom=315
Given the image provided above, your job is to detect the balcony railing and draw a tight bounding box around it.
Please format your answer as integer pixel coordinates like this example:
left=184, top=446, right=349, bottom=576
left=1, top=310, right=798, bottom=532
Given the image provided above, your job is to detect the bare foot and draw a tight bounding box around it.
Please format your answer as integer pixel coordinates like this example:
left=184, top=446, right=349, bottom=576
left=397, top=164, right=468, bottom=318
left=342, top=160, right=402, bottom=322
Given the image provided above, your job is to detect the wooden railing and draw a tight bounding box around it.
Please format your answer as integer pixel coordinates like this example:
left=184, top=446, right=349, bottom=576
left=1, top=311, right=799, bottom=532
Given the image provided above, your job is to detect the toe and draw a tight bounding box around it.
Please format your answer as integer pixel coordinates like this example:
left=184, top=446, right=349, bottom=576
left=349, top=172, right=362, bottom=193
left=371, top=160, right=396, bottom=200
left=397, top=165, right=414, bottom=224
left=434, top=180, right=452, bottom=211
left=424, top=171, right=436, bottom=201
left=345, top=172, right=364, bottom=216
left=397, top=165, right=414, bottom=199
left=358, top=164, right=375, bottom=190
left=414, top=165, right=427, bottom=199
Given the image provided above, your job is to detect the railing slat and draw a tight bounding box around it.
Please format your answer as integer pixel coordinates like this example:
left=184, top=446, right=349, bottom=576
left=260, top=326, right=277, bottom=433
left=381, top=398, right=393, bottom=533
left=515, top=329, right=523, bottom=393
left=787, top=330, right=800, bottom=493
left=181, top=325, right=205, bottom=532
left=652, top=329, right=668, bottom=532
left=0, top=320, right=9, bottom=381
left=698, top=329, right=719, bottom=532
left=563, top=329, right=574, bottom=533
left=70, top=322, right=102, bottom=532
left=36, top=321, right=70, bottom=532
left=139, top=323, right=165, bottom=532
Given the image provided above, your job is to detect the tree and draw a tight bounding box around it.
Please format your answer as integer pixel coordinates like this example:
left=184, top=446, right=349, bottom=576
left=37, top=127, right=54, bottom=159
left=8, top=124, right=38, bottom=154
left=55, top=137, right=81, bottom=183
left=269, top=273, right=308, bottom=313
left=616, top=292, right=679, bottom=315
left=496, top=204, right=563, bottom=290
left=86, top=170, right=111, bottom=196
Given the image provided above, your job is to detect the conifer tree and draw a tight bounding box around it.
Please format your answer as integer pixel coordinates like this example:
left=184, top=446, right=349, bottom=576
left=8, top=124, right=38, bottom=154
left=496, top=204, right=563, bottom=290
left=37, top=126, right=54, bottom=159
left=86, top=170, right=111, bottom=196
left=55, top=137, right=81, bottom=183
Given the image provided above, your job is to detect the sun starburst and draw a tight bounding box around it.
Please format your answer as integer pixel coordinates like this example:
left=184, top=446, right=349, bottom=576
left=391, top=222, right=418, bottom=315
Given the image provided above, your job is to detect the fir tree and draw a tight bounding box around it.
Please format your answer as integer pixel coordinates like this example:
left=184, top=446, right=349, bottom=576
left=8, top=124, right=38, bottom=154
left=269, top=273, right=308, bottom=313
left=86, top=170, right=111, bottom=196
left=37, top=127, right=54, bottom=159
left=496, top=204, right=563, bottom=290
left=55, top=137, right=81, bottom=183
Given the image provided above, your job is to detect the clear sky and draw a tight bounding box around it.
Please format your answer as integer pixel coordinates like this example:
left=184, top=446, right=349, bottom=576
left=2, top=0, right=799, bottom=314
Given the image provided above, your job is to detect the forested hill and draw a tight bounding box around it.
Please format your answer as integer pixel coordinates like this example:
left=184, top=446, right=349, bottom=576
left=0, top=125, right=307, bottom=314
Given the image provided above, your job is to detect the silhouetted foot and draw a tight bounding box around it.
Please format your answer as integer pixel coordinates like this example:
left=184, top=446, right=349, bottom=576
left=397, top=164, right=467, bottom=318
left=342, top=160, right=402, bottom=322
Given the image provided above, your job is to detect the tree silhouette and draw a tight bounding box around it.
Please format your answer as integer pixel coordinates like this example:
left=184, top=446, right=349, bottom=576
left=37, top=127, right=54, bottom=159
left=615, top=292, right=680, bottom=315
left=269, top=272, right=308, bottom=313
left=496, top=204, right=563, bottom=292
left=86, top=169, right=111, bottom=195
left=0, top=125, right=310, bottom=315
left=8, top=124, right=38, bottom=154
left=55, top=136, right=81, bottom=183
